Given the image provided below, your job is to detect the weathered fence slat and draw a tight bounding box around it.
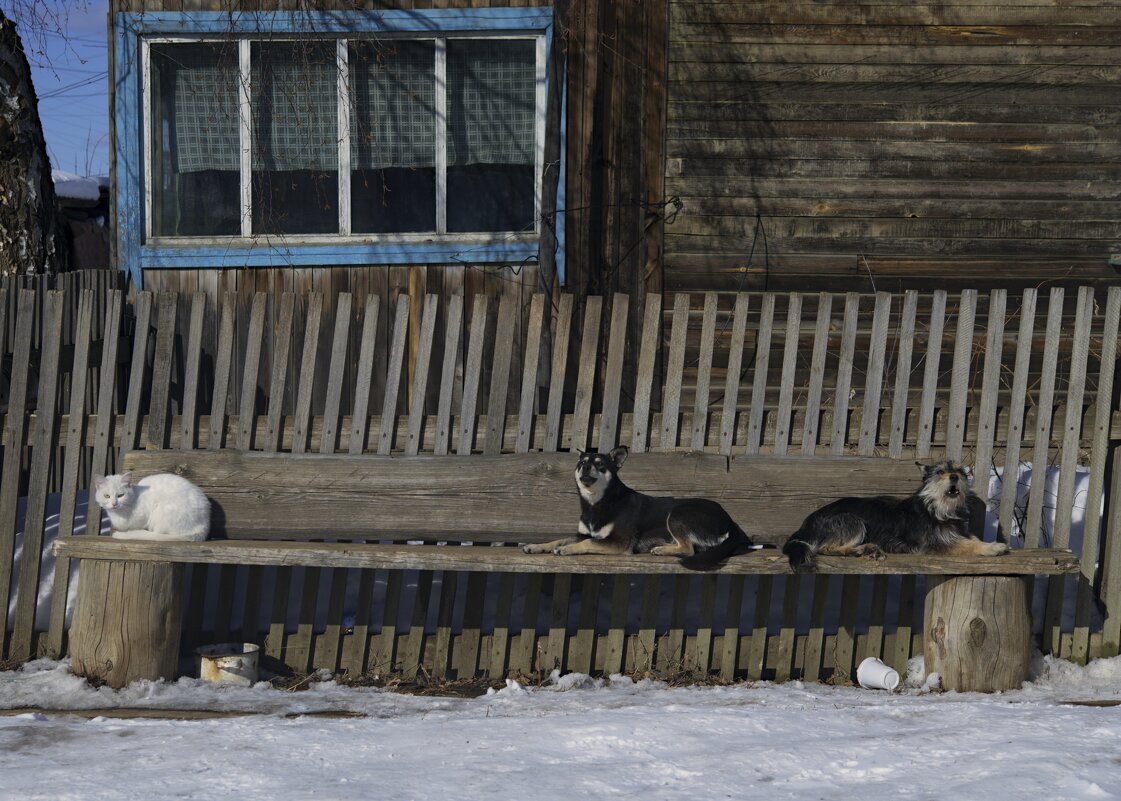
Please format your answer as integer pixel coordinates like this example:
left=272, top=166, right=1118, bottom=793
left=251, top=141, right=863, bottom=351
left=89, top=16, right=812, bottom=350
left=405, top=295, right=438, bottom=456
left=318, top=293, right=352, bottom=456
left=1077, top=288, right=1121, bottom=662
left=46, top=290, right=96, bottom=658
left=458, top=295, right=488, bottom=456
left=483, top=294, right=518, bottom=457
left=379, top=295, right=411, bottom=456
left=514, top=294, right=545, bottom=455
left=206, top=292, right=236, bottom=451
left=262, top=294, right=295, bottom=454
left=291, top=294, right=324, bottom=455
left=1024, top=288, right=1065, bottom=550
left=434, top=293, right=463, bottom=457
left=718, top=294, right=749, bottom=456
left=745, top=293, right=775, bottom=456
left=146, top=293, right=178, bottom=451
left=600, top=294, right=629, bottom=451
left=121, top=292, right=153, bottom=453
left=691, top=293, right=718, bottom=451
left=11, top=291, right=65, bottom=659
left=887, top=290, right=919, bottom=459
left=773, top=293, right=801, bottom=457
left=632, top=294, right=662, bottom=453
left=571, top=296, right=602, bottom=452
left=0, top=289, right=37, bottom=649
left=660, top=294, right=689, bottom=453
left=943, top=289, right=977, bottom=464
left=1043, top=287, right=1094, bottom=654
left=543, top=294, right=573, bottom=453
left=998, top=289, right=1038, bottom=541
left=178, top=293, right=206, bottom=452
left=972, top=290, right=1007, bottom=511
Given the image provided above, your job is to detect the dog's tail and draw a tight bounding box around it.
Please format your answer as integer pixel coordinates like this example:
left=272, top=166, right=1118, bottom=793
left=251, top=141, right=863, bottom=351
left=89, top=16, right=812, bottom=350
left=679, top=524, right=753, bottom=572
left=782, top=536, right=816, bottom=573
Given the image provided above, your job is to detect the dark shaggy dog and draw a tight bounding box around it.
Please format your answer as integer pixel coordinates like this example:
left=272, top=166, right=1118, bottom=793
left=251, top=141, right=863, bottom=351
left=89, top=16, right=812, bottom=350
left=522, top=446, right=753, bottom=571
left=782, top=461, right=1009, bottom=572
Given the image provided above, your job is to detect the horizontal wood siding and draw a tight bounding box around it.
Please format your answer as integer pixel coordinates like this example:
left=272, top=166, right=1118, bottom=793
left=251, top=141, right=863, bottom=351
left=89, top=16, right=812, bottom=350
left=665, top=1, right=1121, bottom=291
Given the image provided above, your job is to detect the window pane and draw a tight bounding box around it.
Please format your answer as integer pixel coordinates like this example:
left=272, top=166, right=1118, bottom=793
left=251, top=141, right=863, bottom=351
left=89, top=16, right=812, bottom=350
left=350, top=41, right=436, bottom=234
left=150, top=43, right=241, bottom=237
left=251, top=41, right=339, bottom=235
left=446, top=39, right=536, bottom=234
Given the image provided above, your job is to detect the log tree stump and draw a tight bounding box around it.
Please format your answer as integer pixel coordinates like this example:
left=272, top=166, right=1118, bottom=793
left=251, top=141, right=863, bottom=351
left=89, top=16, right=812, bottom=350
left=923, top=575, right=1031, bottom=692
left=69, top=560, right=183, bottom=689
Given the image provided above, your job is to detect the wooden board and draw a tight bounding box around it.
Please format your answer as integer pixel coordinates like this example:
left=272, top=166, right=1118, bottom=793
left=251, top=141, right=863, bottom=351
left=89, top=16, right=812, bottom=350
left=54, top=538, right=1080, bottom=576
left=118, top=450, right=919, bottom=544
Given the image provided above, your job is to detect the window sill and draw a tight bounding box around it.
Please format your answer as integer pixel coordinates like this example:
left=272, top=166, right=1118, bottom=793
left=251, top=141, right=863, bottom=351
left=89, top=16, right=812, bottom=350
left=138, top=239, right=540, bottom=269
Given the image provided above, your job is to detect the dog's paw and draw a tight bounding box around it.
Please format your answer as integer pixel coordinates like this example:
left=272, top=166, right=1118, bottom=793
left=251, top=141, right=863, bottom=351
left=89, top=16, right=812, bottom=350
left=649, top=545, right=676, bottom=556
left=987, top=541, right=1011, bottom=556
left=853, top=543, right=886, bottom=561
left=522, top=543, right=549, bottom=554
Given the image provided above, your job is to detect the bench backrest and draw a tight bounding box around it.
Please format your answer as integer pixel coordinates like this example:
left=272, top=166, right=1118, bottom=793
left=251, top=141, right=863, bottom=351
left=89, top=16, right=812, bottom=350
left=122, top=450, right=925, bottom=545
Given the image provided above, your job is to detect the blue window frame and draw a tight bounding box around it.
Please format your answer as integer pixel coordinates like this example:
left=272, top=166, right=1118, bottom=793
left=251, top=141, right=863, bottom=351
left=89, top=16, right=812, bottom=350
left=114, top=9, right=561, bottom=286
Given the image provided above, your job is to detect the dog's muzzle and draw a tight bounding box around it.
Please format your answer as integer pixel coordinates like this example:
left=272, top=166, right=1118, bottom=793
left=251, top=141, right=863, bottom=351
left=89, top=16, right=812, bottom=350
left=579, top=474, right=598, bottom=487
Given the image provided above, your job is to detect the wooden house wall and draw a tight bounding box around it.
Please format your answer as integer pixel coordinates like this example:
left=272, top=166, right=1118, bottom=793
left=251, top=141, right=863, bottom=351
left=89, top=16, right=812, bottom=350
left=665, top=1, right=1121, bottom=292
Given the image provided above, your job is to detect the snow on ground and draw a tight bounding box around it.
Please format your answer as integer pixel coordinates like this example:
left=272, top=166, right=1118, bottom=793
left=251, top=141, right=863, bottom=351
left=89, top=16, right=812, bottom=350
left=2, top=656, right=1121, bottom=801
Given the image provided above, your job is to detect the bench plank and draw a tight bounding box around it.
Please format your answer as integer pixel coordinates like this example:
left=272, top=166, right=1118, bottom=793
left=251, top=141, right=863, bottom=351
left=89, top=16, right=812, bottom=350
left=55, top=539, right=1080, bottom=577
left=120, top=450, right=929, bottom=546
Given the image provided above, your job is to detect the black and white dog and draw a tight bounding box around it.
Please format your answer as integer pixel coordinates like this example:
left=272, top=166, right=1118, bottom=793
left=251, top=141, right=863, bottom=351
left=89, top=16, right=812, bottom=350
left=521, top=446, right=753, bottom=571
left=782, top=460, right=1009, bottom=572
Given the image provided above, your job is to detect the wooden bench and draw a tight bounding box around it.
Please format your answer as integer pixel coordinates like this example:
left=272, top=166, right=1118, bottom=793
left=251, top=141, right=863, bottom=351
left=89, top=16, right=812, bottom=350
left=56, top=449, right=1079, bottom=690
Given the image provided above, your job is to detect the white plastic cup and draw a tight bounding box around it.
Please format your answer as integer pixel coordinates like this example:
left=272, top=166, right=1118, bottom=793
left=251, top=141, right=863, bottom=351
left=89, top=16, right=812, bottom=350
left=857, top=656, right=900, bottom=691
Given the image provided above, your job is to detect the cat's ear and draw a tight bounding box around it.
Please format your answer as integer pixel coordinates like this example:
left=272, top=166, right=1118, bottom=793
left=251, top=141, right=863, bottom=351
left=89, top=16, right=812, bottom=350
left=92, top=474, right=104, bottom=488
left=121, top=472, right=134, bottom=486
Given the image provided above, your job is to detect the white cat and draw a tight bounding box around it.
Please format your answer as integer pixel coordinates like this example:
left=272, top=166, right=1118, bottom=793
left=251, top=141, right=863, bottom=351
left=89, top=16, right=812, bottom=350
left=93, top=472, right=211, bottom=542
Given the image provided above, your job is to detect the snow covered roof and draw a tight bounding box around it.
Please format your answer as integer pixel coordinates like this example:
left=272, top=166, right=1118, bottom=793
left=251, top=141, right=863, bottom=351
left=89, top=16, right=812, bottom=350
left=51, top=170, right=106, bottom=203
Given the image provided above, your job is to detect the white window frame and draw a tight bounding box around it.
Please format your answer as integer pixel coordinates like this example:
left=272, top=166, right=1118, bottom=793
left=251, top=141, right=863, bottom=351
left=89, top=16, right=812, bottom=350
left=142, top=32, right=548, bottom=246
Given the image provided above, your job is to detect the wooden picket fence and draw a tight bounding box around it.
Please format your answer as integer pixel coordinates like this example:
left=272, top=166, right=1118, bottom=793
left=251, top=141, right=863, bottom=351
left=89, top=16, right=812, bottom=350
left=3, top=283, right=1121, bottom=680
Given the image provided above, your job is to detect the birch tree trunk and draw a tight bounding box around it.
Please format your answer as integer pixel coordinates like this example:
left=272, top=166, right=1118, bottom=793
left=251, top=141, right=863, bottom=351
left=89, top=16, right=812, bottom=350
left=0, top=11, right=66, bottom=275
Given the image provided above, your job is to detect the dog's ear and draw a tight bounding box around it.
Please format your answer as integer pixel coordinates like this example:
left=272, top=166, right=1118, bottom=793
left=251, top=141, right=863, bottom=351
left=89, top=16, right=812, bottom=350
left=576, top=449, right=586, bottom=458
left=609, top=446, right=629, bottom=468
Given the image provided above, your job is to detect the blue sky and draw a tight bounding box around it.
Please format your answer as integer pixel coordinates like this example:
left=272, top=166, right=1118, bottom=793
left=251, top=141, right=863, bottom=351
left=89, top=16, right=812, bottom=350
left=21, top=0, right=111, bottom=176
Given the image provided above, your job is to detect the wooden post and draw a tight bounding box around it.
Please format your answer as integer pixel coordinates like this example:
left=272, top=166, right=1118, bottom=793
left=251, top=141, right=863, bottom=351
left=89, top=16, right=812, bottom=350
left=923, top=576, right=1031, bottom=693
left=69, top=560, right=184, bottom=689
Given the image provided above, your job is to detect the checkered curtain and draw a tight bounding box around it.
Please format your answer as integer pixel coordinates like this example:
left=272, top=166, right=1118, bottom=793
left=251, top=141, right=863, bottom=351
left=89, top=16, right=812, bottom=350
left=446, top=39, right=536, bottom=167
left=169, top=38, right=536, bottom=174
left=166, top=46, right=240, bottom=173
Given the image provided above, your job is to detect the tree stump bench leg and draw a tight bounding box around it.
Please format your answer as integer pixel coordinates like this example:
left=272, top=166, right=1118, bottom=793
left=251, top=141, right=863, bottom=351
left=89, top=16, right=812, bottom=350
left=923, top=575, right=1031, bottom=693
left=69, top=560, right=184, bottom=689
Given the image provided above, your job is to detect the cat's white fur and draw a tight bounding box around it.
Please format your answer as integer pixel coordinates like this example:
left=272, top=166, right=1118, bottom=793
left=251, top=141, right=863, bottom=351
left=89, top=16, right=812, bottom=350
left=94, top=472, right=210, bottom=542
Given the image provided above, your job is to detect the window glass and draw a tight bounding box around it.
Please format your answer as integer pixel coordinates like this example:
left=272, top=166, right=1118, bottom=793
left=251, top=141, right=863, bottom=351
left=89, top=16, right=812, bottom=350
left=446, top=39, right=536, bottom=233
left=349, top=40, right=437, bottom=234
left=147, top=35, right=542, bottom=242
left=150, top=42, right=241, bottom=237
left=251, top=41, right=339, bottom=235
